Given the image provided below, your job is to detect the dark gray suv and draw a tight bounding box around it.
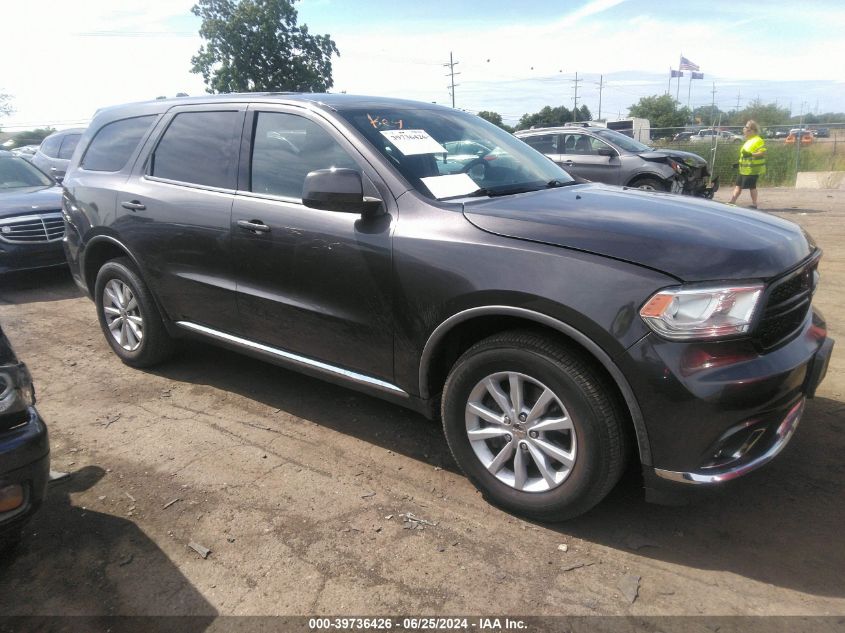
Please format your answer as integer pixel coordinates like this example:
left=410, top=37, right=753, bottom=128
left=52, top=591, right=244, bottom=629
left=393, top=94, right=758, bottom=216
left=61, top=94, right=832, bottom=520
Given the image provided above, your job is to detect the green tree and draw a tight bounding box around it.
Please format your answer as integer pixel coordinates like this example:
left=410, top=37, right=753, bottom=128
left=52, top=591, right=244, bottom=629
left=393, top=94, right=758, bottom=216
left=516, top=105, right=573, bottom=130
left=476, top=110, right=513, bottom=133
left=191, top=0, right=339, bottom=93
left=9, top=127, right=55, bottom=147
left=727, top=99, right=791, bottom=127
left=692, top=104, right=724, bottom=126
left=0, top=92, right=13, bottom=132
left=627, top=94, right=689, bottom=134
left=576, top=105, right=592, bottom=122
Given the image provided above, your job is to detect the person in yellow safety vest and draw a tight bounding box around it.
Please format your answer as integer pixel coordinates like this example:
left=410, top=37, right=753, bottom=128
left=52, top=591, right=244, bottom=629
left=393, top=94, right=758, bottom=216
left=729, top=120, right=767, bottom=209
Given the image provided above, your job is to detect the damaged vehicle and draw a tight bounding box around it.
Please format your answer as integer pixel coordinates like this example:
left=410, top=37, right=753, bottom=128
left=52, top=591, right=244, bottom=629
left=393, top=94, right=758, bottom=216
left=515, top=124, right=717, bottom=197
left=0, top=323, right=49, bottom=553
left=62, top=94, right=830, bottom=520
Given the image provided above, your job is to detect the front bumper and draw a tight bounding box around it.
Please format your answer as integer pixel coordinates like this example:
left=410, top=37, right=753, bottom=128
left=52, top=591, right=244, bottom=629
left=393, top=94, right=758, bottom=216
left=0, top=239, right=66, bottom=275
left=0, top=407, right=50, bottom=533
left=621, top=309, right=832, bottom=489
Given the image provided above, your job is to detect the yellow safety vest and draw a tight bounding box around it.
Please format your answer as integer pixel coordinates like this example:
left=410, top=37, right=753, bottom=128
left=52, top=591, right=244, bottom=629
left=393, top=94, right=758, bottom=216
left=739, top=135, right=766, bottom=176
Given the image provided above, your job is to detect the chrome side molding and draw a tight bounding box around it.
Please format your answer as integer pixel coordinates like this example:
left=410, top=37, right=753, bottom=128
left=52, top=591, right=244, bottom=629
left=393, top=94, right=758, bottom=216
left=175, top=321, right=408, bottom=397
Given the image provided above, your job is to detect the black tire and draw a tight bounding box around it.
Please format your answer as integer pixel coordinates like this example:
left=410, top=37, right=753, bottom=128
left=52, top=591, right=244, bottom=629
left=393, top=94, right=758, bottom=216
left=630, top=176, right=666, bottom=192
left=441, top=331, right=629, bottom=521
left=94, top=257, right=175, bottom=368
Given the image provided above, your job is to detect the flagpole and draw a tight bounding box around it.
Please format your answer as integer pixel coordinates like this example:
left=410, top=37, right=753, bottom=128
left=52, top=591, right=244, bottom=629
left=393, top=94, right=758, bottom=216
left=676, top=54, right=682, bottom=102
left=687, top=74, right=693, bottom=118
left=668, top=67, right=672, bottom=95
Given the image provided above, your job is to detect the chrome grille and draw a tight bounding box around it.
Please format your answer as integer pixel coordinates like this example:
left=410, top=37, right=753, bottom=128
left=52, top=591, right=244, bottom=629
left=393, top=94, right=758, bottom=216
left=0, top=212, right=65, bottom=244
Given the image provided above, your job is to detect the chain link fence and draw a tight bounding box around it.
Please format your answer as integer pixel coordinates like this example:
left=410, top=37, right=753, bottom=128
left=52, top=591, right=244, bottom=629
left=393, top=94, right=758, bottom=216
left=648, top=124, right=845, bottom=187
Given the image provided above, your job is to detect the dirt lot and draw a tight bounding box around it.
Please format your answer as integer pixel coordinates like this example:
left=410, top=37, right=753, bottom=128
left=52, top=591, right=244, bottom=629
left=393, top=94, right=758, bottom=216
left=0, top=187, right=843, bottom=619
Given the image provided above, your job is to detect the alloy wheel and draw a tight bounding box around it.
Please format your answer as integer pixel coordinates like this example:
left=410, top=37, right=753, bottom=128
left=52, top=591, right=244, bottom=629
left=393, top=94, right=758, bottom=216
left=102, top=279, right=144, bottom=352
left=464, top=371, right=577, bottom=492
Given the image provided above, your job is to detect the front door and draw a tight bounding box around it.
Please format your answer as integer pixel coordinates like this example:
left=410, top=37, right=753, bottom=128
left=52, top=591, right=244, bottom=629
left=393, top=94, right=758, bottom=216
left=231, top=107, right=395, bottom=383
left=558, top=133, right=622, bottom=184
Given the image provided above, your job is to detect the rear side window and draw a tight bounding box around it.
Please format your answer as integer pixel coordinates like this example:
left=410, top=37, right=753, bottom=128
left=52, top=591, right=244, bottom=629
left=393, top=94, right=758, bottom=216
left=523, top=134, right=558, bottom=154
left=58, top=134, right=81, bottom=160
left=149, top=111, right=240, bottom=189
left=82, top=116, right=156, bottom=172
left=40, top=134, right=62, bottom=158
left=250, top=112, right=357, bottom=199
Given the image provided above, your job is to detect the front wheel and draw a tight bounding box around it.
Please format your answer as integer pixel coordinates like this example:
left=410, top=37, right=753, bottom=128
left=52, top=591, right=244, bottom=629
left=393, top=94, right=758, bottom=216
left=94, top=258, right=175, bottom=368
left=631, top=177, right=666, bottom=192
left=441, top=331, right=628, bottom=521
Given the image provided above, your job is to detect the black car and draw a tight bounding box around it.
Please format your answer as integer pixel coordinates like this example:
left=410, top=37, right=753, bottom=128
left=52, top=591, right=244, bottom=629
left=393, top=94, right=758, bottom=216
left=0, top=151, right=66, bottom=274
left=61, top=94, right=833, bottom=520
left=515, top=124, right=717, bottom=198
left=0, top=324, right=49, bottom=552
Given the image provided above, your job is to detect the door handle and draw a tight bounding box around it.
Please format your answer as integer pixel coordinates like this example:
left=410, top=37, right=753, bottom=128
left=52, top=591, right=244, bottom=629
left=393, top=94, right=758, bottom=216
left=237, top=219, right=271, bottom=233
left=121, top=200, right=146, bottom=211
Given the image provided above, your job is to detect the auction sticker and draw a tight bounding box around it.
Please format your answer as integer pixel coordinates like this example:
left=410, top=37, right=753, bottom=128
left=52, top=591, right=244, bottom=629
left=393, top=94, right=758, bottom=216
left=380, top=129, right=447, bottom=155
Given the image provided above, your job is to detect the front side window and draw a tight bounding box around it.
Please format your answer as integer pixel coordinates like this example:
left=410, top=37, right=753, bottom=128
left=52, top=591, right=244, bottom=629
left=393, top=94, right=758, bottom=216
left=337, top=107, right=572, bottom=200
left=591, top=128, right=650, bottom=153
left=82, top=116, right=156, bottom=172
left=58, top=134, right=81, bottom=160
left=149, top=111, right=240, bottom=189
left=250, top=112, right=358, bottom=199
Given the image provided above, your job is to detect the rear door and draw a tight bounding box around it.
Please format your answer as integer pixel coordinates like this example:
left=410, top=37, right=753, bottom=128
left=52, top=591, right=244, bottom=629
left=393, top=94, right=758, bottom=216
left=118, top=105, right=245, bottom=333
left=230, top=105, right=395, bottom=382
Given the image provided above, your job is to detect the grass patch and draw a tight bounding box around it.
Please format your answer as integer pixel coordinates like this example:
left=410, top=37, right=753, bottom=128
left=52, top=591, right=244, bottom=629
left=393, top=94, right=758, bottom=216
left=653, top=137, right=844, bottom=187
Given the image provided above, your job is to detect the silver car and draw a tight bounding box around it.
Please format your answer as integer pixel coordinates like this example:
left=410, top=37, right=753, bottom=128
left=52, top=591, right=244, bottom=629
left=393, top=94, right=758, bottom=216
left=31, top=128, right=85, bottom=182
left=515, top=124, right=716, bottom=197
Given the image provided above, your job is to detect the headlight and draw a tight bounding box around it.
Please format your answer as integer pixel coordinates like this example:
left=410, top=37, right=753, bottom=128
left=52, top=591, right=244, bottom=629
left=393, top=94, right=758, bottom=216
left=0, top=363, right=35, bottom=416
left=640, top=284, right=764, bottom=340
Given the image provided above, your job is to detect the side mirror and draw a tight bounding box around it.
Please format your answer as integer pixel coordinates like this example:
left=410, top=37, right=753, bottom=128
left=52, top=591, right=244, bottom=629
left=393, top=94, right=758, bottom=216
left=597, top=148, right=617, bottom=158
left=302, top=168, right=383, bottom=217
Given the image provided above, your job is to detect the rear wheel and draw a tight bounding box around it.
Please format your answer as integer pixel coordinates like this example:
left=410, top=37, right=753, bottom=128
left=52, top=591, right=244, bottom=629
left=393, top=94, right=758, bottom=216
left=441, top=331, right=628, bottom=521
left=95, top=258, right=175, bottom=367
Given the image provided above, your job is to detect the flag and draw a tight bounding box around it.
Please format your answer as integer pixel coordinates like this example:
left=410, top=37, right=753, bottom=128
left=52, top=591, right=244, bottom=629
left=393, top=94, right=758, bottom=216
left=679, top=56, right=700, bottom=71
left=691, top=71, right=704, bottom=80
left=671, top=69, right=684, bottom=78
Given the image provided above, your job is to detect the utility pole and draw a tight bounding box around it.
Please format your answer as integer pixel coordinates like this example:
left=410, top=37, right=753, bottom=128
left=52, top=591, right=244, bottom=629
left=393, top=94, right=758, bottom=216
left=597, top=74, right=604, bottom=121
left=571, top=72, right=582, bottom=122
left=735, top=91, right=741, bottom=114
left=710, top=82, right=717, bottom=127
left=443, top=52, right=460, bottom=108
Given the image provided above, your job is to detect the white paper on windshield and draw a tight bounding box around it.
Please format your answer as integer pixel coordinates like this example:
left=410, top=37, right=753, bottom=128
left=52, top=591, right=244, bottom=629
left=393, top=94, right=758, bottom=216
left=421, top=173, right=480, bottom=199
left=380, top=129, right=447, bottom=155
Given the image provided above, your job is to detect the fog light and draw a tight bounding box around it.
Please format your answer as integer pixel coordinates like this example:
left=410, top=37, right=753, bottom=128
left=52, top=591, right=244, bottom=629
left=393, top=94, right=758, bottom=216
left=0, top=484, right=24, bottom=513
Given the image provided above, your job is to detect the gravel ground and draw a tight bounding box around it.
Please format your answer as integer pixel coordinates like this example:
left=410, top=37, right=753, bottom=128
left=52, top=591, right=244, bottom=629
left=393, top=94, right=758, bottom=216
left=0, top=187, right=843, bottom=618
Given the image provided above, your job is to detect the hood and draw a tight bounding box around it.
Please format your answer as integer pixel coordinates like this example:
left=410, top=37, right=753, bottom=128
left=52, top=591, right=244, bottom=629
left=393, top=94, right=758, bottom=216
left=639, top=149, right=707, bottom=168
left=462, top=183, right=814, bottom=282
left=0, top=186, right=63, bottom=219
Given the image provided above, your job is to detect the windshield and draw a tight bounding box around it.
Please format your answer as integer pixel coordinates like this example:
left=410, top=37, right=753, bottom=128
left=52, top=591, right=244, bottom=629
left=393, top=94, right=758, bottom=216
left=336, top=107, right=573, bottom=200
left=591, top=128, right=651, bottom=153
left=0, top=156, right=53, bottom=189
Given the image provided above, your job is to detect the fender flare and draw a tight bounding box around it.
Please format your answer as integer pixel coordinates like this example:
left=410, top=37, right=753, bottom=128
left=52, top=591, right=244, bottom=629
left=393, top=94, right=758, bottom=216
left=419, top=305, right=652, bottom=466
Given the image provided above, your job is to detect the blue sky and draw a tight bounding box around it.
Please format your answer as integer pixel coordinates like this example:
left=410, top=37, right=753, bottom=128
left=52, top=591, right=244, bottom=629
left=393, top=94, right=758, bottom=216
left=1, top=0, right=843, bottom=131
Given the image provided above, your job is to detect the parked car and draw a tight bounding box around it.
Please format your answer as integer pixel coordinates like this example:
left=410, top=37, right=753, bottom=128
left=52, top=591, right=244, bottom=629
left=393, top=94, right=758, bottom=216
left=0, top=323, right=49, bottom=553
left=10, top=145, right=39, bottom=161
left=31, top=128, right=85, bottom=182
left=515, top=124, right=717, bottom=197
left=62, top=94, right=833, bottom=520
left=786, top=128, right=814, bottom=144
left=812, top=127, right=830, bottom=138
left=0, top=151, right=66, bottom=275
left=672, top=131, right=694, bottom=142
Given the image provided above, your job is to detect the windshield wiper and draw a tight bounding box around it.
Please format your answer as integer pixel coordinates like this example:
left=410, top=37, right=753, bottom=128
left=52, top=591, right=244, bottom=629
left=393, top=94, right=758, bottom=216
left=546, top=179, right=578, bottom=188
